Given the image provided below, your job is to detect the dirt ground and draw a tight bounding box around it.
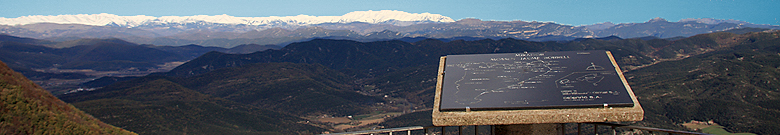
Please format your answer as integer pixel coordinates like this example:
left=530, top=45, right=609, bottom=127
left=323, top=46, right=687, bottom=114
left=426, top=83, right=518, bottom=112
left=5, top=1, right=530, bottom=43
left=318, top=117, right=351, bottom=124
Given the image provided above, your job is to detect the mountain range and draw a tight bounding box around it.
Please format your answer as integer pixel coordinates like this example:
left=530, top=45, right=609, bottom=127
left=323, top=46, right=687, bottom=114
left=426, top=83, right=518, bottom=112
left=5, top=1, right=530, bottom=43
left=2, top=11, right=779, bottom=48
left=0, top=10, right=454, bottom=33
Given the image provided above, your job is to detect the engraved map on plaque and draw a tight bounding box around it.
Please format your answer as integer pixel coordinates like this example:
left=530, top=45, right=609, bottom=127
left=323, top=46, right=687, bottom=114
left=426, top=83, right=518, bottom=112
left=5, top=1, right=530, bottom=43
left=439, top=50, right=634, bottom=111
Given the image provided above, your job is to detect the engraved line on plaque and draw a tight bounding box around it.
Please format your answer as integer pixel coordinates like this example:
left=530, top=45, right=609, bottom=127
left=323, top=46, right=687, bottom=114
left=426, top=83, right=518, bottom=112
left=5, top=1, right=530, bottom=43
left=448, top=56, right=567, bottom=105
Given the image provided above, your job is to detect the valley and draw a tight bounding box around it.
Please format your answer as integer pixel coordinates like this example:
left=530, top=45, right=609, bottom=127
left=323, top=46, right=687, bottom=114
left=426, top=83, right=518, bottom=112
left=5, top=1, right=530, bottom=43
left=31, top=61, right=186, bottom=95
left=308, top=110, right=403, bottom=131
left=0, top=34, right=281, bottom=95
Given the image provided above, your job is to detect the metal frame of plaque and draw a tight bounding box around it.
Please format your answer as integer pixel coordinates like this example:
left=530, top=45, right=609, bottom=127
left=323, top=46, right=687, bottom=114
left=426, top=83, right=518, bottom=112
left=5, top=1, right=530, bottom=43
left=432, top=50, right=643, bottom=126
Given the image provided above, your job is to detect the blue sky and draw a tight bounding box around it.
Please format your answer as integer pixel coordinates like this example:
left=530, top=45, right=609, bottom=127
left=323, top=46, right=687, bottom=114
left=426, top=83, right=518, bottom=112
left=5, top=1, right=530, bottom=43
left=2, top=0, right=778, bottom=26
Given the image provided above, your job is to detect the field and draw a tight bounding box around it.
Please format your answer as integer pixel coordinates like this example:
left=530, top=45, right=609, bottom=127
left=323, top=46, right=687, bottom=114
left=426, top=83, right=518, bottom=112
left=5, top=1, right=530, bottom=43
left=683, top=120, right=756, bottom=135
left=309, top=109, right=408, bottom=131
left=701, top=126, right=756, bottom=135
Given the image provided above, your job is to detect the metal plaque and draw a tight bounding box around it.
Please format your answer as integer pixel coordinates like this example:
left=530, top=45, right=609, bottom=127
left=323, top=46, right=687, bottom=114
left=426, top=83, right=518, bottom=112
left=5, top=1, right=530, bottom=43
left=439, top=50, right=634, bottom=111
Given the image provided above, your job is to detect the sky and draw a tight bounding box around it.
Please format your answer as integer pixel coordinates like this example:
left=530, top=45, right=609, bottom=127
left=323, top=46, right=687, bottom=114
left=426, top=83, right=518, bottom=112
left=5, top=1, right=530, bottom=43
left=2, top=0, right=779, bottom=26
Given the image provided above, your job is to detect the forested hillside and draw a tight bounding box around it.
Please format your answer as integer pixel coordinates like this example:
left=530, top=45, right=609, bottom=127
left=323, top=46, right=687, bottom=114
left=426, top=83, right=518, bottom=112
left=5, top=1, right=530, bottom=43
left=0, top=60, right=136, bottom=134
left=626, top=31, right=780, bottom=134
left=57, top=64, right=354, bottom=134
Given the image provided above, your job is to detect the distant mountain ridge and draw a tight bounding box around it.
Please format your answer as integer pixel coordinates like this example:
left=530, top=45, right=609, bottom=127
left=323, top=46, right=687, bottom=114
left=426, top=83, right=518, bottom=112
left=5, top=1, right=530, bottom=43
left=0, top=10, right=454, bottom=28
left=2, top=10, right=779, bottom=47
left=591, top=17, right=780, bottom=38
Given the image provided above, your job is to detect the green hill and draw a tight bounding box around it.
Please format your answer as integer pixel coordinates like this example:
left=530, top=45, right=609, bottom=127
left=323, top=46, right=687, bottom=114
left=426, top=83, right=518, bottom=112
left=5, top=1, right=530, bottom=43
left=0, top=60, right=135, bottom=135
left=625, top=31, right=780, bottom=134
left=59, top=62, right=382, bottom=134
left=168, top=31, right=749, bottom=80
left=174, top=62, right=381, bottom=116
left=66, top=78, right=323, bottom=134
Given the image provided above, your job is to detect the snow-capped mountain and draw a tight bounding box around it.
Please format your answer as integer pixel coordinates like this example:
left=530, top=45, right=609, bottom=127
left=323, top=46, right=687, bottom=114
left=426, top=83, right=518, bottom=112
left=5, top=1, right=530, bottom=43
left=679, top=18, right=750, bottom=25
left=2, top=10, right=779, bottom=48
left=0, top=10, right=455, bottom=27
